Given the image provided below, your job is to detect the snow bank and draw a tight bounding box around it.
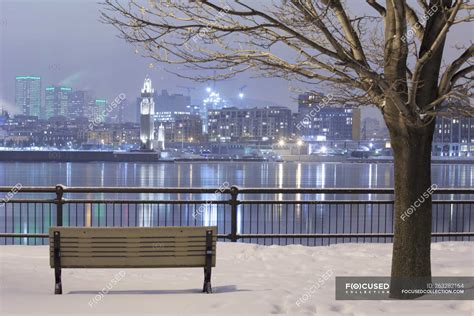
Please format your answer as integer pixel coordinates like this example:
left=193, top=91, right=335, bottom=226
left=0, top=242, right=473, bottom=315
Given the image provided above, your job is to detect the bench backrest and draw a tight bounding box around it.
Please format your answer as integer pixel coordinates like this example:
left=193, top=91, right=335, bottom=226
left=49, top=226, right=217, bottom=268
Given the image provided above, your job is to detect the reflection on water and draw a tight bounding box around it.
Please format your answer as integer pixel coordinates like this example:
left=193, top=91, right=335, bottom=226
left=85, top=203, right=91, bottom=227
left=1, top=161, right=471, bottom=188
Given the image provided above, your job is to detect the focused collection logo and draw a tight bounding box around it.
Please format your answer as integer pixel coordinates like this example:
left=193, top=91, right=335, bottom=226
left=344, top=282, right=390, bottom=294
left=336, top=277, right=473, bottom=300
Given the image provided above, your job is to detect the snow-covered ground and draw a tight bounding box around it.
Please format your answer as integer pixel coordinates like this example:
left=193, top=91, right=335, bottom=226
left=0, top=242, right=473, bottom=316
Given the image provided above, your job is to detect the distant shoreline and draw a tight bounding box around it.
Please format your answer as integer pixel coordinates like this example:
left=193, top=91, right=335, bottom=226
left=0, top=150, right=473, bottom=164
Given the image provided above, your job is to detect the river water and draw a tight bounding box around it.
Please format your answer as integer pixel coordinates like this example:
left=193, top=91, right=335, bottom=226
left=0, top=161, right=472, bottom=188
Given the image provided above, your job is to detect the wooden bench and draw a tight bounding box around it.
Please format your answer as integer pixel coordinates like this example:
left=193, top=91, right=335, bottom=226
left=49, top=226, right=217, bottom=294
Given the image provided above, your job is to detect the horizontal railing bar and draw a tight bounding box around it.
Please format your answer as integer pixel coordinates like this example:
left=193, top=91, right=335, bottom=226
left=433, top=200, right=474, bottom=204
left=0, top=233, right=230, bottom=239
left=62, top=199, right=229, bottom=205
left=0, top=199, right=56, bottom=203
left=236, top=188, right=474, bottom=194
left=2, top=199, right=474, bottom=206
left=0, top=186, right=230, bottom=194
left=239, top=200, right=394, bottom=205
left=238, top=232, right=474, bottom=238
left=0, top=187, right=56, bottom=193
left=0, top=233, right=49, bottom=238
left=2, top=232, right=473, bottom=239
left=239, top=200, right=474, bottom=205
left=2, top=199, right=474, bottom=205
left=0, top=185, right=473, bottom=195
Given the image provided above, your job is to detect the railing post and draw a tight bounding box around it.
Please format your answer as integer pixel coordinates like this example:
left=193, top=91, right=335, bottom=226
left=230, top=185, right=239, bottom=242
left=55, top=185, right=64, bottom=227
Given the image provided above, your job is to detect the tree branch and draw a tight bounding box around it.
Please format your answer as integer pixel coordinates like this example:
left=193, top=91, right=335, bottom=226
left=405, top=4, right=424, bottom=40
left=438, top=44, right=474, bottom=95
left=366, top=0, right=386, bottom=16
left=408, top=0, right=463, bottom=109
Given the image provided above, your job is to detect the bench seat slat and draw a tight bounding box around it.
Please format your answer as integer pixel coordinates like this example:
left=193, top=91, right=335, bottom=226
left=48, top=239, right=217, bottom=246
left=48, top=243, right=215, bottom=249
left=48, top=236, right=217, bottom=242
left=49, top=251, right=216, bottom=257
left=49, top=241, right=216, bottom=247
left=58, top=256, right=215, bottom=268
left=50, top=249, right=215, bottom=255
left=48, top=227, right=214, bottom=238
left=50, top=247, right=216, bottom=253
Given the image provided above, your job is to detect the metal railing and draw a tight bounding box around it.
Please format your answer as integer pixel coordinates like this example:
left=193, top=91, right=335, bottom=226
left=0, top=185, right=473, bottom=246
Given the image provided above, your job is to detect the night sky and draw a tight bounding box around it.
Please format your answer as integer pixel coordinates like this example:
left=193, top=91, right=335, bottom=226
left=0, top=0, right=470, bottom=119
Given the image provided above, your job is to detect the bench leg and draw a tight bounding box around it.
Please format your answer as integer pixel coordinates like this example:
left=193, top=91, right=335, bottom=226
left=54, top=267, right=62, bottom=295
left=203, top=229, right=213, bottom=293
left=203, top=267, right=212, bottom=293
left=53, top=231, right=62, bottom=295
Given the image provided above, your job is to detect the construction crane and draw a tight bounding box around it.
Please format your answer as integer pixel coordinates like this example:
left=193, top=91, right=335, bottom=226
left=177, top=85, right=196, bottom=98
left=206, top=70, right=237, bottom=92
left=239, top=85, right=247, bottom=99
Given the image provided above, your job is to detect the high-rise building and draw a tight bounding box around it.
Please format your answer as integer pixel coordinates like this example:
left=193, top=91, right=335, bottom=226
left=155, top=111, right=203, bottom=143
left=297, top=93, right=358, bottom=141
left=139, top=77, right=155, bottom=150
left=434, top=117, right=473, bottom=144
left=15, top=76, right=41, bottom=117
left=91, top=99, right=107, bottom=123
left=201, top=89, right=229, bottom=134
left=207, top=106, right=292, bottom=142
left=110, top=98, right=128, bottom=124
left=432, top=116, right=474, bottom=156
left=69, top=90, right=91, bottom=119
left=44, top=86, right=72, bottom=119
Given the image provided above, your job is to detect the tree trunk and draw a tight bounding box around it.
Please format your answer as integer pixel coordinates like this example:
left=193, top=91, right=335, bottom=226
left=386, top=116, right=436, bottom=299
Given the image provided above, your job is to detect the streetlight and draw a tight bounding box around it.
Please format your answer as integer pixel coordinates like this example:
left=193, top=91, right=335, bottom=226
left=206, top=87, right=212, bottom=93
left=238, top=92, right=244, bottom=99
left=278, top=139, right=285, bottom=146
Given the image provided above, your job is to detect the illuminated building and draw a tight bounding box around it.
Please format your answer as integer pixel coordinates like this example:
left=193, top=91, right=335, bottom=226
left=15, top=76, right=41, bottom=117
left=139, top=76, right=155, bottom=150
left=44, top=86, right=71, bottom=119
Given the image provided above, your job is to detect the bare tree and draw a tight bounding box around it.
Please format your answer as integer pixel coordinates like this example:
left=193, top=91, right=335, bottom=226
left=102, top=0, right=473, bottom=298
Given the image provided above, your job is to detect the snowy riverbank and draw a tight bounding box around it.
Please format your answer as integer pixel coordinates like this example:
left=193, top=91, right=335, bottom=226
left=0, top=242, right=473, bottom=315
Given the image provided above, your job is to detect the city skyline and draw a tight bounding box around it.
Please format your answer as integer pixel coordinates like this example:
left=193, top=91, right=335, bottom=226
left=1, top=1, right=469, bottom=120
left=5, top=71, right=349, bottom=116
left=12, top=1, right=474, bottom=119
